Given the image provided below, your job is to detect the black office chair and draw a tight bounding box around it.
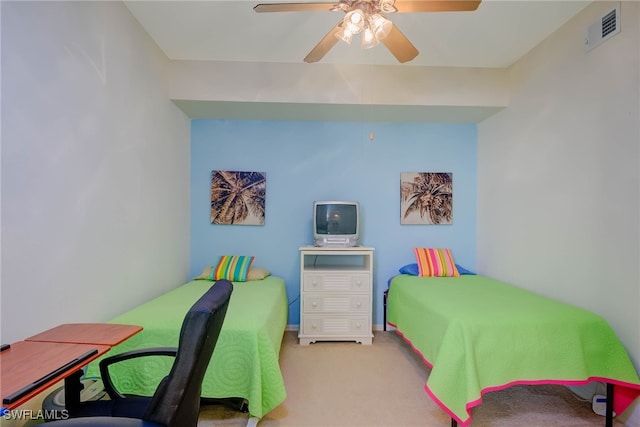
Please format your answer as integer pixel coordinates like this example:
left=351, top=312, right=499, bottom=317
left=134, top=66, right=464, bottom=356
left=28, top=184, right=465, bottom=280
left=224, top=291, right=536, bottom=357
left=46, top=280, right=233, bottom=427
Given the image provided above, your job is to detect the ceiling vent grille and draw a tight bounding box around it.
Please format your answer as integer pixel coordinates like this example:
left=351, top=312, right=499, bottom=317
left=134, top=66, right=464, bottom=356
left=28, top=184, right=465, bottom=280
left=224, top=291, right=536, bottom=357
left=585, top=4, right=621, bottom=52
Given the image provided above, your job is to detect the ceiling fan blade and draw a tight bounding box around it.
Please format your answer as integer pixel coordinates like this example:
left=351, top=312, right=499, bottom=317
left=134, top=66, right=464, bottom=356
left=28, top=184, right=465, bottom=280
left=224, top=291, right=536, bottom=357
left=382, top=24, right=419, bottom=63
left=304, top=22, right=342, bottom=63
left=254, top=2, right=337, bottom=13
left=393, top=0, right=481, bottom=13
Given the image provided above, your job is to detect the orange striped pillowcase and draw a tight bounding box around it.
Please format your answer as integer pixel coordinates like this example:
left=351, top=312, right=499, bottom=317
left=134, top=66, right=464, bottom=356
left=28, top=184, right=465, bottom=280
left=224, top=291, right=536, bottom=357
left=413, top=248, right=460, bottom=277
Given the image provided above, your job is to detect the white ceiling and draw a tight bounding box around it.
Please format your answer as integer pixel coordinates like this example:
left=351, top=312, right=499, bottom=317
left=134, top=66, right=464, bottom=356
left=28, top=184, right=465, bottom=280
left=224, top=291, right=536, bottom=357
left=124, top=0, right=592, bottom=68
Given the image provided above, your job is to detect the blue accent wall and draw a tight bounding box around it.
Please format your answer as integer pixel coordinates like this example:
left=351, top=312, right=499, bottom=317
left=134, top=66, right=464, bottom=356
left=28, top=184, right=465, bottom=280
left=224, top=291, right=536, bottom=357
left=191, top=120, right=477, bottom=326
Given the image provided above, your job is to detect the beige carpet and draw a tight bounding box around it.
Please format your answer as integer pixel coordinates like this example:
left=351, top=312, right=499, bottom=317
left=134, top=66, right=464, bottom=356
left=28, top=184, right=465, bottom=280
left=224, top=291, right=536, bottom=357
left=198, top=331, right=619, bottom=426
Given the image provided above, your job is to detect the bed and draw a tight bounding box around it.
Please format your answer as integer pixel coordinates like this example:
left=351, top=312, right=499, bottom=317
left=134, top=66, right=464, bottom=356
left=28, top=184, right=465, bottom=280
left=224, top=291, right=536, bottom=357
left=386, top=273, right=640, bottom=426
left=85, top=276, right=288, bottom=421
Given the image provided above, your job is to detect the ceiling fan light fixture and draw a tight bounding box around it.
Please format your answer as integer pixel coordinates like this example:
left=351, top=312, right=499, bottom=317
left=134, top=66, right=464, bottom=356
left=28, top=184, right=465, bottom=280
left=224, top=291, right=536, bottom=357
left=255, top=0, right=482, bottom=63
left=369, top=13, right=392, bottom=40
left=361, top=27, right=380, bottom=49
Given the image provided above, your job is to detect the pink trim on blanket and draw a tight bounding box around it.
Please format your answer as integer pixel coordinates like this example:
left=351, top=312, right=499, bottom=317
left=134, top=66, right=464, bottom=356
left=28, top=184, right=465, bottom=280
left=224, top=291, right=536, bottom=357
left=388, top=321, right=640, bottom=427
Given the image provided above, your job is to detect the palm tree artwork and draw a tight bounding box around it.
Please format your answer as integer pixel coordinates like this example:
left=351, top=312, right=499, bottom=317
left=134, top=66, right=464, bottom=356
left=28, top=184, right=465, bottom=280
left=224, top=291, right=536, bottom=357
left=400, top=172, right=453, bottom=225
left=211, top=170, right=266, bottom=225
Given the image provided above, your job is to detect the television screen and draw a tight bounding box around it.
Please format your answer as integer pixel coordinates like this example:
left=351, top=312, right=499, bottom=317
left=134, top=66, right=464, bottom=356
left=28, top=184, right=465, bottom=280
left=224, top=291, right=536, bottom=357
left=315, top=203, right=358, bottom=235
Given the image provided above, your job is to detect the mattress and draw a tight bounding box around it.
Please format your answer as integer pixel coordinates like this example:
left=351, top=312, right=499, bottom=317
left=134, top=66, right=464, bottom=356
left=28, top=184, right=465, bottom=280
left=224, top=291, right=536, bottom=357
left=386, top=274, right=640, bottom=426
left=85, top=277, right=288, bottom=418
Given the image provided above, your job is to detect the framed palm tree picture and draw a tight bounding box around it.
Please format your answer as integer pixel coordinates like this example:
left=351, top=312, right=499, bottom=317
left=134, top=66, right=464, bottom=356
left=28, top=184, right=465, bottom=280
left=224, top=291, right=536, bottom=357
left=400, top=172, right=453, bottom=225
left=210, top=170, right=266, bottom=225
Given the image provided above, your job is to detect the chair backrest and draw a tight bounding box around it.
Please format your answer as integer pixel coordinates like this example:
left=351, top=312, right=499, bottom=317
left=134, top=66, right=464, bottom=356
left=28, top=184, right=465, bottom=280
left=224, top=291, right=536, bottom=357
left=142, top=280, right=233, bottom=427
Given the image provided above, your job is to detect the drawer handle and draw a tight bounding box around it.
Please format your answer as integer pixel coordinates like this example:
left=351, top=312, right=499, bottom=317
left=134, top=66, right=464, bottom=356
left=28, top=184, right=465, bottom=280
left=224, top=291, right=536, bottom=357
left=312, top=302, right=318, bottom=308
left=312, top=281, right=318, bottom=287
left=356, top=302, right=362, bottom=308
left=355, top=322, right=362, bottom=329
left=312, top=323, right=318, bottom=329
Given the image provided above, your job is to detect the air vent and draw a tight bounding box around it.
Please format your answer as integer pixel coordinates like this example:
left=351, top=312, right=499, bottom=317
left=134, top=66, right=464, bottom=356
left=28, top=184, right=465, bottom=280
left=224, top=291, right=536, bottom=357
left=601, top=9, right=617, bottom=38
left=585, top=4, right=621, bottom=52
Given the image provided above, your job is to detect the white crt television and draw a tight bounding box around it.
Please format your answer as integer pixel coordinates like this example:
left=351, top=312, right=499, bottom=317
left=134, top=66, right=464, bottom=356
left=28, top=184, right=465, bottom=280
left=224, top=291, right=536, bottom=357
left=313, top=201, right=360, bottom=247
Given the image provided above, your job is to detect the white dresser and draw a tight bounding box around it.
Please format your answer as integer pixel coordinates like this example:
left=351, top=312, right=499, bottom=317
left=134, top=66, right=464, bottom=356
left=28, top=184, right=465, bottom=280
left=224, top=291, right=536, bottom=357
left=298, top=246, right=374, bottom=345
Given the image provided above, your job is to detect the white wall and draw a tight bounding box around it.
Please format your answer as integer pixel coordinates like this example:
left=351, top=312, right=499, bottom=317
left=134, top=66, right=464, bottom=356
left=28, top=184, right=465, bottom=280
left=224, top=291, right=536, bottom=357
left=1, top=1, right=191, bottom=344
left=168, top=60, right=509, bottom=106
left=478, top=0, right=639, bottom=366
left=168, top=60, right=508, bottom=123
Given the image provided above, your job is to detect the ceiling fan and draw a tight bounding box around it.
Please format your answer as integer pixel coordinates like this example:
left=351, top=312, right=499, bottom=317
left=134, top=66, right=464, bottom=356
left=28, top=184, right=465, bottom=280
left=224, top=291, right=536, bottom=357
left=254, top=0, right=481, bottom=63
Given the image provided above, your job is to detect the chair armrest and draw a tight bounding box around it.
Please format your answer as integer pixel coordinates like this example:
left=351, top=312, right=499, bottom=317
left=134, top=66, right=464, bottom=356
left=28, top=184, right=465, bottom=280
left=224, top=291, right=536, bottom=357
left=99, top=347, right=178, bottom=400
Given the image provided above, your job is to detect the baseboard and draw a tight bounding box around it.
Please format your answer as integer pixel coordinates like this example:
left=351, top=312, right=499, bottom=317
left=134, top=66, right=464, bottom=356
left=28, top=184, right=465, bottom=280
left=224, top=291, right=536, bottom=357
left=286, top=324, right=394, bottom=332
left=567, top=383, right=604, bottom=401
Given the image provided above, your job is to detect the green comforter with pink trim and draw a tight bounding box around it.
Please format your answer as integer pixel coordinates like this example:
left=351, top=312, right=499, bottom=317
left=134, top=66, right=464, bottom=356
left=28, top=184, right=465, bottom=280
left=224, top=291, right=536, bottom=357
left=85, top=277, right=288, bottom=418
left=387, top=274, right=640, bottom=426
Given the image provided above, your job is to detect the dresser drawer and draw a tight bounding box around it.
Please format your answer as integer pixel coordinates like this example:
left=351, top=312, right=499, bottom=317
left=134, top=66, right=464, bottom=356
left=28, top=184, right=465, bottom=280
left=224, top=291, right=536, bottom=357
left=301, top=315, right=370, bottom=336
left=302, top=295, right=369, bottom=314
left=303, top=273, right=370, bottom=292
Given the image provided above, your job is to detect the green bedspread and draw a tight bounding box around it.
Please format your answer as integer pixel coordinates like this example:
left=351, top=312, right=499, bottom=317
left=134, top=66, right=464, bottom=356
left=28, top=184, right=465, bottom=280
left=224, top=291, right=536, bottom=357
left=387, top=274, right=640, bottom=426
left=85, top=277, right=288, bottom=418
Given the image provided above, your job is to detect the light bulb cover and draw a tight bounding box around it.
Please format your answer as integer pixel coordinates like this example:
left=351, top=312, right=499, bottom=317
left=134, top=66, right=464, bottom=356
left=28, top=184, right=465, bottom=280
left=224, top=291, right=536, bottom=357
left=335, top=26, right=354, bottom=44
left=361, top=27, right=380, bottom=49
left=369, top=14, right=392, bottom=40
left=379, top=0, right=397, bottom=13
left=343, top=10, right=365, bottom=34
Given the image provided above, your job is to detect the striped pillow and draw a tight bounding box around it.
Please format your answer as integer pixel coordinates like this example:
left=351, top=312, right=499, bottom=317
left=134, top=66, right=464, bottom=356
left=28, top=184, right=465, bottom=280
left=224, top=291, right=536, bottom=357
left=210, top=255, right=255, bottom=282
left=413, top=248, right=460, bottom=277
left=195, top=265, right=270, bottom=281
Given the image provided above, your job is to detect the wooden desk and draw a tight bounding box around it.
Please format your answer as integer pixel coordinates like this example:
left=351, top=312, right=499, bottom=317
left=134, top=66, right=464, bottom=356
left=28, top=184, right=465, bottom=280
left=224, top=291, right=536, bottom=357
left=2, top=323, right=142, bottom=413
left=26, top=323, right=142, bottom=346
left=1, top=341, right=110, bottom=411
